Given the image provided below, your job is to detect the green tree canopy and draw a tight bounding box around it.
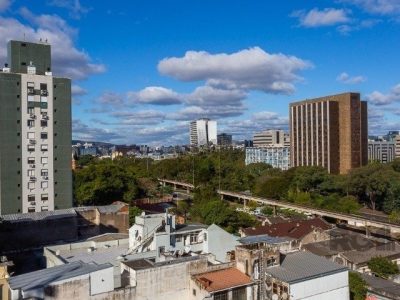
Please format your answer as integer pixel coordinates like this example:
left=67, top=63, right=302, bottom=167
left=367, top=256, right=400, bottom=279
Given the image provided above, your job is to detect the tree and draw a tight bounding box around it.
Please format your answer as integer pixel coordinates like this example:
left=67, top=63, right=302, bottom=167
left=367, top=256, right=400, bottom=279
left=129, top=206, right=142, bottom=226
left=349, top=272, right=367, bottom=300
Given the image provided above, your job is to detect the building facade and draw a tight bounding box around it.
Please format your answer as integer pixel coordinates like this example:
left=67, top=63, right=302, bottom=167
left=189, top=118, right=217, bottom=146
left=0, top=40, right=72, bottom=214
left=368, top=140, right=396, bottom=163
left=253, top=130, right=290, bottom=148
left=245, top=146, right=290, bottom=170
left=217, top=133, right=232, bottom=146
left=289, top=92, right=368, bottom=174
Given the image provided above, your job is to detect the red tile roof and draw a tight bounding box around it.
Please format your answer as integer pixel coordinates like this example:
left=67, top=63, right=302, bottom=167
left=194, top=267, right=252, bottom=292
left=242, top=218, right=331, bottom=239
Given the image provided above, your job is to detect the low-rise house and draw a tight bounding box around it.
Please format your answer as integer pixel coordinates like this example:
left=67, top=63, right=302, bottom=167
left=360, top=273, right=400, bottom=300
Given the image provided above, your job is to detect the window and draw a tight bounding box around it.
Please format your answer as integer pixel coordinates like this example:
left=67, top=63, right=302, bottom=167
left=41, top=144, right=48, bottom=151
left=27, top=120, right=35, bottom=127
left=41, top=181, right=48, bottom=189
left=27, top=144, right=35, bottom=152
left=28, top=195, right=35, bottom=202
left=41, top=120, right=47, bottom=127
left=41, top=206, right=48, bottom=212
left=28, top=107, right=34, bottom=114
left=41, top=169, right=48, bottom=177
left=27, top=82, right=34, bottom=87
left=41, top=194, right=48, bottom=201
left=192, top=289, right=196, bottom=296
left=41, top=96, right=48, bottom=102
left=28, top=157, right=35, bottom=164
left=28, top=207, right=35, bottom=213
left=40, top=83, right=47, bottom=91
left=27, top=169, right=35, bottom=176
left=28, top=182, right=35, bottom=190
left=41, top=157, right=48, bottom=164
left=190, top=232, right=198, bottom=244
left=214, top=291, right=228, bottom=300
left=176, top=235, right=182, bottom=242
left=27, top=95, right=35, bottom=102
left=27, top=132, right=35, bottom=139
left=41, top=132, right=48, bottom=139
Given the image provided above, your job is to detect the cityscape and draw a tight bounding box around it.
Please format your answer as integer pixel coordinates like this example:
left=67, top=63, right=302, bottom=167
left=1, top=1, right=400, bottom=300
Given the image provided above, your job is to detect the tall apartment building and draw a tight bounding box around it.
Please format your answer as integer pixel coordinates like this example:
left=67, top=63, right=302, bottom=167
left=217, top=133, right=232, bottom=146
left=368, top=140, right=395, bottom=163
left=289, top=92, right=368, bottom=174
left=189, top=118, right=217, bottom=146
left=253, top=129, right=290, bottom=147
left=0, top=40, right=72, bottom=214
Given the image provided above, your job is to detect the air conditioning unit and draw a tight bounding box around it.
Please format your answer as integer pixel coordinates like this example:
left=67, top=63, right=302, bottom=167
left=29, top=164, right=35, bottom=168
left=30, top=201, right=36, bottom=205
left=29, top=114, right=36, bottom=119
left=29, top=176, right=36, bottom=181
left=42, top=115, right=49, bottom=120
left=27, top=88, right=34, bottom=94
left=43, top=176, right=49, bottom=180
left=29, top=139, right=36, bottom=144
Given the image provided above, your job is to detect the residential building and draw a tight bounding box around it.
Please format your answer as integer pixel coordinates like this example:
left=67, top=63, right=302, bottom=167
left=0, top=258, right=13, bottom=300
left=395, top=135, right=400, bottom=159
left=253, top=129, right=290, bottom=148
left=245, top=146, right=290, bottom=170
left=189, top=118, right=217, bottom=146
left=289, top=92, right=368, bottom=174
left=217, top=133, right=232, bottom=146
left=360, top=273, right=400, bottom=300
left=368, top=140, right=396, bottom=163
left=0, top=40, right=72, bottom=214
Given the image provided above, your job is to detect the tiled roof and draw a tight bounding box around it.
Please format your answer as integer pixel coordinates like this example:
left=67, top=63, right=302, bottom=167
left=9, top=261, right=112, bottom=291
left=194, top=267, right=252, bottom=292
left=341, top=242, right=400, bottom=265
left=360, top=273, right=400, bottom=298
left=266, top=251, right=347, bottom=284
left=1, top=208, right=76, bottom=222
left=242, top=218, right=331, bottom=239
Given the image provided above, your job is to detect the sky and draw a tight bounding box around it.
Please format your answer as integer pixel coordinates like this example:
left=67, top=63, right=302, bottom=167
left=1, top=0, right=400, bottom=145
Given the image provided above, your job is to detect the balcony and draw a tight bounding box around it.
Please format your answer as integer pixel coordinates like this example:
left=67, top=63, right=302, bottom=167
left=40, top=90, right=48, bottom=96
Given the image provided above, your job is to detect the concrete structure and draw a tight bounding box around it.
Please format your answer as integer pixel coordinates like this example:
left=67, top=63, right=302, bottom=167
left=253, top=130, right=290, bottom=148
left=245, top=146, right=290, bottom=170
left=290, top=92, right=368, bottom=174
left=0, top=258, right=13, bottom=300
left=0, top=40, right=72, bottom=214
left=360, top=273, right=400, bottom=300
left=368, top=140, right=396, bottom=163
left=190, top=118, right=217, bottom=146
left=217, top=133, right=232, bottom=146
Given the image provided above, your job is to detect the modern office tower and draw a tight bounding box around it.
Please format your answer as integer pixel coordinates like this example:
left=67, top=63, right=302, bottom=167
left=289, top=92, right=368, bottom=174
left=245, top=146, right=290, bottom=170
left=0, top=40, right=72, bottom=214
left=368, top=140, right=395, bottom=163
left=217, top=133, right=232, bottom=146
left=189, top=118, right=217, bottom=146
left=253, top=129, right=290, bottom=147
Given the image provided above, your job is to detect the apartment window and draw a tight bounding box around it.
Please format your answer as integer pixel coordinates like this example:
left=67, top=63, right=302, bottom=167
left=41, top=96, right=48, bottom=103
left=28, top=157, right=35, bottom=164
left=176, top=235, right=182, bottom=242
left=190, top=232, right=198, bottom=244
left=27, top=95, right=35, bottom=102
left=41, top=181, right=48, bottom=189
left=41, top=144, right=48, bottom=151
left=41, top=194, right=48, bottom=201
left=27, top=107, right=34, bottom=114
left=41, top=120, right=48, bottom=127
left=28, top=182, right=35, bottom=190
left=27, top=120, right=35, bottom=127
left=40, top=83, right=47, bottom=91
left=41, top=206, right=48, bottom=212
left=27, top=144, right=35, bottom=152
left=27, top=132, right=35, bottom=139
left=27, top=82, right=34, bottom=88
left=28, top=207, right=35, bottom=213
left=27, top=169, right=35, bottom=176
left=41, top=157, right=48, bottom=164
left=41, top=169, right=48, bottom=177
left=28, top=195, right=35, bottom=202
left=41, top=132, right=48, bottom=139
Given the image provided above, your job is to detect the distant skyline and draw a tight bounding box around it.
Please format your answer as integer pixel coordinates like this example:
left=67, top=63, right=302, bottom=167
left=1, top=0, right=400, bottom=145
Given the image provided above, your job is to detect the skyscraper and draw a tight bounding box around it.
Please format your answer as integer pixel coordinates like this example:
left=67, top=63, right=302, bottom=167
left=253, top=129, right=290, bottom=147
left=189, top=118, right=217, bottom=146
left=289, top=92, right=368, bottom=174
left=0, top=40, right=72, bottom=214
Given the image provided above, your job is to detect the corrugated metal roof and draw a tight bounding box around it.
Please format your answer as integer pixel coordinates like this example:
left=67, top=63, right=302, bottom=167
left=266, top=251, right=347, bottom=284
left=239, top=234, right=292, bottom=245
left=9, top=261, right=112, bottom=291
left=341, top=242, right=400, bottom=265
left=1, top=208, right=76, bottom=222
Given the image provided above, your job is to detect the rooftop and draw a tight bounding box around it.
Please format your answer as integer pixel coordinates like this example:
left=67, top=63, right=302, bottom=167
left=86, top=233, right=129, bottom=242
left=360, top=273, right=400, bottom=298
left=1, top=208, right=76, bottom=222
left=194, top=267, right=252, bottom=292
left=9, top=261, right=112, bottom=291
left=242, top=218, right=331, bottom=239
left=266, top=251, right=347, bottom=284
left=239, top=234, right=292, bottom=245
left=341, top=242, right=400, bottom=265
left=174, top=223, right=208, bottom=233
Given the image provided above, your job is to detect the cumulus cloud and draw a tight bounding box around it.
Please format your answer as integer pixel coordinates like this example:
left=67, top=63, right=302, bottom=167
left=72, top=119, right=124, bottom=142
left=291, top=8, right=351, bottom=27
left=0, top=8, right=105, bottom=80
left=340, top=0, right=400, bottom=15
left=72, top=84, right=88, bottom=96
left=0, top=0, right=11, bottom=11
left=336, top=72, right=367, bottom=84
left=97, top=91, right=124, bottom=106
left=366, top=83, right=400, bottom=106
left=48, top=0, right=90, bottom=19
left=110, top=110, right=166, bottom=125
left=158, top=47, right=311, bottom=94
left=127, top=86, right=182, bottom=105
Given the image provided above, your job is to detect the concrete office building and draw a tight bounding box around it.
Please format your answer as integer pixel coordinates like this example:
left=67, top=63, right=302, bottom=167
left=0, top=40, right=72, bottom=214
left=189, top=118, right=217, bottom=146
left=368, top=140, right=396, bottom=163
left=253, top=129, right=290, bottom=148
left=290, top=92, right=368, bottom=174
left=245, top=146, right=290, bottom=170
left=217, top=133, right=232, bottom=146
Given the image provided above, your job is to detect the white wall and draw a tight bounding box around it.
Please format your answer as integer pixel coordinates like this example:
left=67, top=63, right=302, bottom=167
left=90, top=267, right=114, bottom=295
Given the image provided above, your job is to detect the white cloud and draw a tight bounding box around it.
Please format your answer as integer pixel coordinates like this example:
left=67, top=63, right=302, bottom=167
left=336, top=72, right=367, bottom=84
left=186, top=85, right=246, bottom=107
left=158, top=47, right=311, bottom=94
left=110, top=110, right=166, bottom=125
left=72, top=84, right=87, bottom=96
left=127, top=86, right=182, bottom=105
left=0, top=0, right=11, bottom=11
left=48, top=0, right=90, bottom=19
left=0, top=8, right=105, bottom=80
left=292, top=8, right=351, bottom=27
left=97, top=91, right=124, bottom=105
left=72, top=119, right=123, bottom=142
left=341, top=0, right=400, bottom=15
left=366, top=83, right=400, bottom=106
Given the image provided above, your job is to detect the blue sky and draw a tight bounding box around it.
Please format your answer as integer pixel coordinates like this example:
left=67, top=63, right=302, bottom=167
left=1, top=0, right=400, bottom=145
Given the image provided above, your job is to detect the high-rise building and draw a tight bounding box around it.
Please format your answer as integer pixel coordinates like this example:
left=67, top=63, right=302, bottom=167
left=368, top=140, right=395, bottom=163
left=253, top=129, right=290, bottom=147
left=245, top=146, right=290, bottom=170
left=189, top=118, right=217, bottom=146
left=217, top=133, right=232, bottom=146
left=289, top=92, right=368, bottom=174
left=0, top=40, right=72, bottom=214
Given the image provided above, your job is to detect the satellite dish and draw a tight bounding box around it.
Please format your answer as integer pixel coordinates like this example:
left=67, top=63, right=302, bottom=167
left=282, top=292, right=288, bottom=300
left=272, top=294, right=279, bottom=300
